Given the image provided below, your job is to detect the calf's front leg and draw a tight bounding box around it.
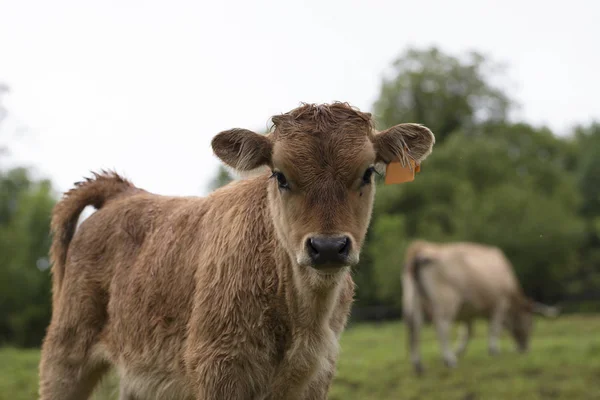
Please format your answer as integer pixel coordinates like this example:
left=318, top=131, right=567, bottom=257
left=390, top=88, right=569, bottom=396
left=268, top=334, right=339, bottom=400
left=267, top=352, right=323, bottom=400
left=302, top=353, right=338, bottom=400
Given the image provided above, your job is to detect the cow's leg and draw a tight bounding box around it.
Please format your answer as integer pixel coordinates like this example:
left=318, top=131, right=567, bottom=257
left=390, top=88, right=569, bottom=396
left=39, top=324, right=109, bottom=400
left=455, top=321, right=474, bottom=357
left=433, top=315, right=457, bottom=368
left=488, top=304, right=506, bottom=355
left=407, top=306, right=424, bottom=375
left=39, top=281, right=109, bottom=400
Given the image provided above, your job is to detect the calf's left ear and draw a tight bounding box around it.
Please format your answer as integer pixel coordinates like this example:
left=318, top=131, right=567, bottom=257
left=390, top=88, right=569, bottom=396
left=373, top=123, right=435, bottom=165
left=212, top=128, right=272, bottom=171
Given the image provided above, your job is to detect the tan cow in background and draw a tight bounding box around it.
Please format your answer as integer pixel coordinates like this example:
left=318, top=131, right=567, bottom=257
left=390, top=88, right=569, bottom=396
left=38, top=102, right=435, bottom=400
left=402, top=240, right=559, bottom=374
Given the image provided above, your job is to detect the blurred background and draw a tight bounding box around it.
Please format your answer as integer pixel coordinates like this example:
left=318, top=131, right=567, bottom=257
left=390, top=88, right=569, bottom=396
left=1, top=0, right=599, bottom=399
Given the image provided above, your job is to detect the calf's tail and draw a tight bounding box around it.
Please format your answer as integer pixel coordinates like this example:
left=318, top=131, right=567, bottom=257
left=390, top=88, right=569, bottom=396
left=49, top=170, right=136, bottom=295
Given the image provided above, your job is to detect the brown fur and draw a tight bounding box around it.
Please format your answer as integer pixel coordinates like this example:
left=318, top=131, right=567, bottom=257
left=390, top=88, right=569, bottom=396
left=39, top=102, right=435, bottom=399
left=402, top=240, right=559, bottom=374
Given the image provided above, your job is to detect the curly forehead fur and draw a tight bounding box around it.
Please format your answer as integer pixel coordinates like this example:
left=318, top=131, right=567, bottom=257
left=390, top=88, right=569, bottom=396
left=270, top=102, right=374, bottom=137
left=268, top=103, right=376, bottom=187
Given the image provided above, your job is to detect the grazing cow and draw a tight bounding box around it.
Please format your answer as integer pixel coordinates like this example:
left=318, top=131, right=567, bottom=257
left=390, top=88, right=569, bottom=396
left=39, top=102, right=435, bottom=400
left=402, top=240, right=559, bottom=374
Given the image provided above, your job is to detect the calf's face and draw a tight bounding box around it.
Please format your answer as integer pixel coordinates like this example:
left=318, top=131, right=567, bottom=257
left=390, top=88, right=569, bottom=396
left=212, top=103, right=434, bottom=273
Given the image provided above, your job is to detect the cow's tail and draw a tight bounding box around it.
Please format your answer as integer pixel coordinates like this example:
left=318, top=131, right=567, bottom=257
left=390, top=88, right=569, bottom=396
left=49, top=170, right=136, bottom=296
left=402, top=241, right=431, bottom=322
left=402, top=265, right=419, bottom=321
left=403, top=241, right=434, bottom=375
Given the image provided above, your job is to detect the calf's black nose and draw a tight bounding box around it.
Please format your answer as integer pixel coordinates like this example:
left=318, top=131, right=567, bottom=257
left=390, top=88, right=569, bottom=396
left=307, top=236, right=351, bottom=266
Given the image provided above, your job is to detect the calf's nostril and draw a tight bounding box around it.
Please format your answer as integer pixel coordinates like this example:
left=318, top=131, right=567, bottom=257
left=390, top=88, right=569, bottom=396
left=308, top=238, right=319, bottom=256
left=338, top=237, right=350, bottom=255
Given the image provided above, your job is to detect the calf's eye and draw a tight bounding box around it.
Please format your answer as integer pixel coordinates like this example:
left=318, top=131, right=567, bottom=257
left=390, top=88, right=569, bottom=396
left=271, top=171, right=290, bottom=190
left=361, top=166, right=376, bottom=186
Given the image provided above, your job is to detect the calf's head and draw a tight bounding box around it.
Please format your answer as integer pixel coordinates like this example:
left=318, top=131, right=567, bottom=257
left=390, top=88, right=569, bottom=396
left=212, top=102, right=434, bottom=274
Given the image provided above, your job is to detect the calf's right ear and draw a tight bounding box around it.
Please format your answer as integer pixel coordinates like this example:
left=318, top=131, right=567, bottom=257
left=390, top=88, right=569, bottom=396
left=211, top=129, right=272, bottom=171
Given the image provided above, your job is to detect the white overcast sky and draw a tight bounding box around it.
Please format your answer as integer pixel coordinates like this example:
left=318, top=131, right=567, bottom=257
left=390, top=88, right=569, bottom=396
left=1, top=0, right=598, bottom=197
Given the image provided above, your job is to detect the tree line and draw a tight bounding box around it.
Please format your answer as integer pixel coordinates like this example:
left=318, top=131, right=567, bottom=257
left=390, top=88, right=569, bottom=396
left=1, top=47, right=599, bottom=347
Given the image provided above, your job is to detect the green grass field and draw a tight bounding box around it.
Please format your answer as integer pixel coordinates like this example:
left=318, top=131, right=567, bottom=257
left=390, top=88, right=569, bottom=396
left=2, top=315, right=600, bottom=400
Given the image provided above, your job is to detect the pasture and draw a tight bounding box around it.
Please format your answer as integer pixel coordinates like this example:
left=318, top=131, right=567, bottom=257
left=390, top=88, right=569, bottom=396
left=1, top=314, right=599, bottom=399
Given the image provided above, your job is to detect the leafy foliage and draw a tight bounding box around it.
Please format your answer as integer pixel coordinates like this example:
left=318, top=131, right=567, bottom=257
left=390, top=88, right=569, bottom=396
left=363, top=48, right=587, bottom=309
left=0, top=168, right=55, bottom=347
left=373, top=47, right=514, bottom=143
left=207, top=165, right=234, bottom=192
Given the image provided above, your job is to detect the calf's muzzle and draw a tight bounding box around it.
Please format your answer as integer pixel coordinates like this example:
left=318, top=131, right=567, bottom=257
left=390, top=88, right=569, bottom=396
left=306, top=235, right=351, bottom=268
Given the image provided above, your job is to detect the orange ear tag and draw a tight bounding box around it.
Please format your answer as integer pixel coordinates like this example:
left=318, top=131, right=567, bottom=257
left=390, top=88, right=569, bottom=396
left=384, top=159, right=420, bottom=185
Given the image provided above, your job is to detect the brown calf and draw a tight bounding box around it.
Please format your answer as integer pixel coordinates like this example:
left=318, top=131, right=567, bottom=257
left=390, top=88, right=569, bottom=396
left=402, top=240, right=559, bottom=374
left=39, top=102, right=435, bottom=399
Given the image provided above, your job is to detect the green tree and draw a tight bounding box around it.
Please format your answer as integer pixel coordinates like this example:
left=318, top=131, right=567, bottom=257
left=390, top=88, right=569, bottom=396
left=373, top=47, right=514, bottom=142
left=207, top=165, right=234, bottom=192
left=0, top=168, right=56, bottom=347
left=570, top=122, right=600, bottom=304
left=0, top=85, right=57, bottom=346
left=359, top=47, right=585, bottom=311
left=575, top=122, right=600, bottom=218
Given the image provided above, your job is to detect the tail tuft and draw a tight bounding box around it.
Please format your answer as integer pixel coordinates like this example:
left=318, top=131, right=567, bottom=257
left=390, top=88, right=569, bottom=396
left=49, top=170, right=136, bottom=294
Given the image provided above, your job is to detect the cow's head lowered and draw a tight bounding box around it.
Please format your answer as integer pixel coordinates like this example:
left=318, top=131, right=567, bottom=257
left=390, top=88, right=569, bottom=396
left=212, top=102, right=434, bottom=277
left=507, top=296, right=560, bottom=352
